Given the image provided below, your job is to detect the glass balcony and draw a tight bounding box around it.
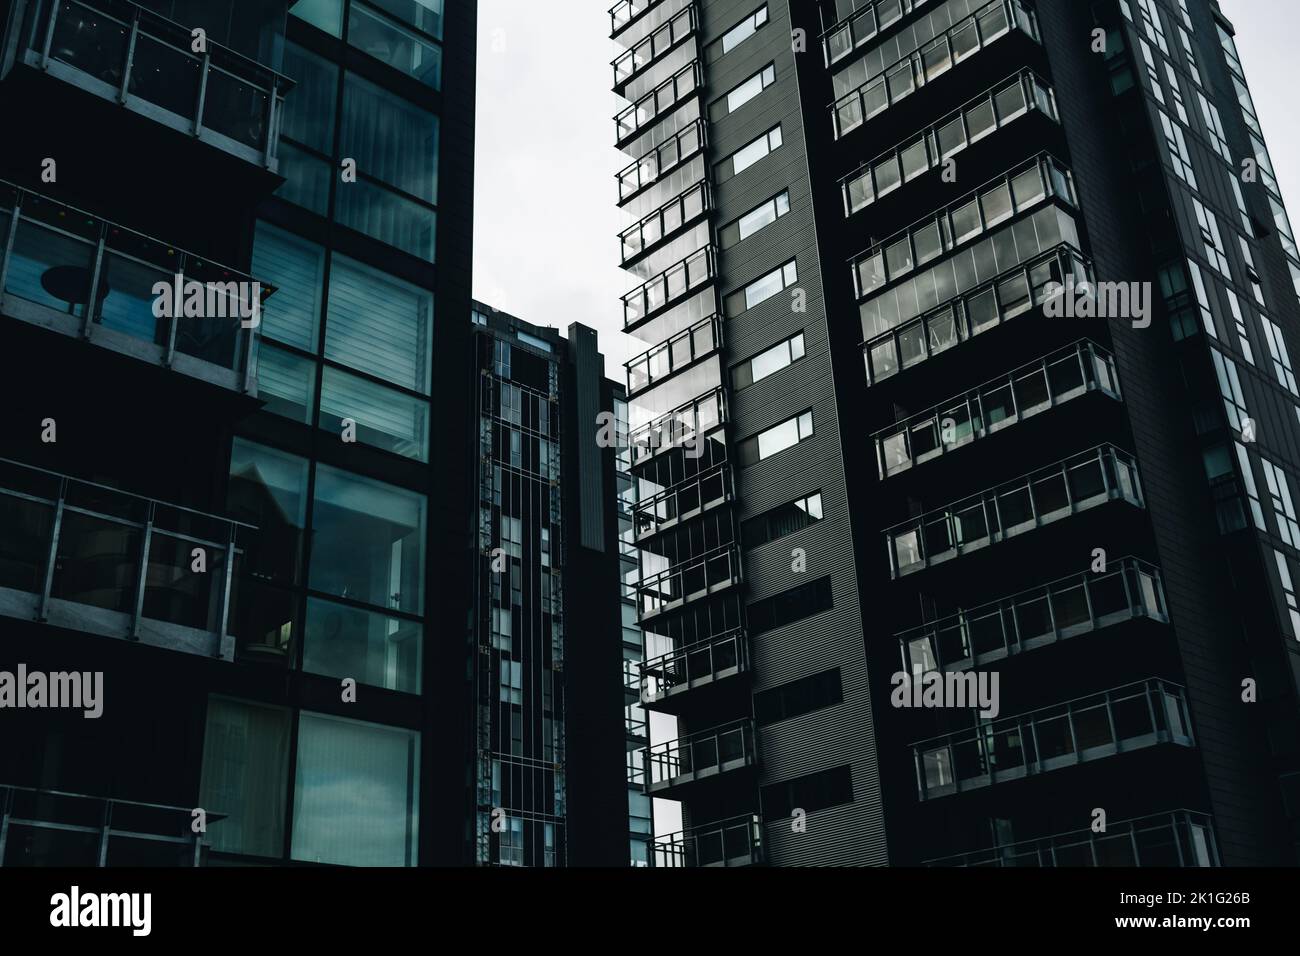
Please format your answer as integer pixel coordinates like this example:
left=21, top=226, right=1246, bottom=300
left=831, top=0, right=1038, bottom=138
left=874, top=341, right=1122, bottom=478
left=8, top=0, right=293, bottom=171
left=620, top=182, right=710, bottom=266
left=615, top=59, right=699, bottom=147
left=0, top=456, right=255, bottom=661
left=627, top=385, right=725, bottom=466
left=623, top=245, right=714, bottom=331
left=641, top=627, right=749, bottom=704
left=644, top=719, right=757, bottom=795
left=653, top=813, right=763, bottom=867
left=886, top=445, right=1143, bottom=578
left=632, top=461, right=731, bottom=540
left=618, top=118, right=705, bottom=203
left=0, top=785, right=226, bottom=866
left=613, top=4, right=694, bottom=92
left=821, top=0, right=927, bottom=67
left=0, top=180, right=266, bottom=394
left=914, top=679, right=1195, bottom=800
left=626, top=312, right=719, bottom=396
left=898, top=558, right=1169, bottom=674
left=925, top=811, right=1219, bottom=867
left=636, top=543, right=740, bottom=617
left=863, top=244, right=1094, bottom=386
left=841, top=71, right=1058, bottom=218
left=610, top=0, right=656, bottom=38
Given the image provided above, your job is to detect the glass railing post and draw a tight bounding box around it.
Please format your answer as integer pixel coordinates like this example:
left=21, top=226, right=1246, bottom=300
left=264, top=78, right=279, bottom=169
left=130, top=500, right=154, bottom=639
left=195, top=51, right=210, bottom=137
left=81, top=223, right=106, bottom=338
left=0, top=201, right=21, bottom=294
left=216, top=521, right=236, bottom=654
left=119, top=10, right=139, bottom=105
left=39, top=0, right=56, bottom=68
left=36, top=477, right=66, bottom=622
left=164, top=256, right=183, bottom=366
left=97, top=799, right=111, bottom=867
left=0, top=786, right=10, bottom=862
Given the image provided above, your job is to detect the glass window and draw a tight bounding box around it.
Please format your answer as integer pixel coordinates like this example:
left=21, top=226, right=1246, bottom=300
left=721, top=5, right=768, bottom=54
left=742, top=260, right=796, bottom=310
left=366, top=0, right=444, bottom=38
left=348, top=3, right=442, bottom=88
left=281, top=42, right=338, bottom=153
left=228, top=439, right=310, bottom=585
left=275, top=143, right=331, bottom=215
left=320, top=365, right=430, bottom=461
left=325, top=254, right=433, bottom=392
left=291, top=712, right=419, bottom=866
left=341, top=73, right=439, bottom=203
left=309, top=464, right=426, bottom=614
left=726, top=64, right=775, bottom=113
left=252, top=222, right=325, bottom=350
left=731, top=126, right=782, bottom=175
left=737, top=191, right=790, bottom=241
left=304, top=596, right=422, bottom=692
left=199, top=697, right=290, bottom=858
left=289, top=0, right=343, bottom=36
left=335, top=177, right=437, bottom=261
left=256, top=342, right=316, bottom=424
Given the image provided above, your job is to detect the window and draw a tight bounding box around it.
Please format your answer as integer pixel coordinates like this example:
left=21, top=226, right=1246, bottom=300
left=738, top=411, right=813, bottom=467
left=325, top=254, right=433, bottom=393
left=1223, top=289, right=1254, bottom=365
left=755, top=669, right=842, bottom=726
left=721, top=5, right=768, bottom=54
left=320, top=366, right=430, bottom=461
left=729, top=126, right=782, bottom=176
left=348, top=2, right=442, bottom=89
left=1186, top=259, right=1217, bottom=338
left=1236, top=442, right=1266, bottom=530
left=733, top=333, right=804, bottom=389
left=1198, top=92, right=1231, bottom=163
left=729, top=260, right=797, bottom=315
left=291, top=712, right=419, bottom=866
left=290, top=0, right=343, bottom=36
left=1158, top=110, right=1196, bottom=187
left=748, top=576, right=833, bottom=635
left=723, top=63, right=776, bottom=115
left=1261, top=315, right=1299, bottom=395
left=252, top=222, right=325, bottom=350
left=730, top=190, right=791, bottom=244
left=1211, top=349, right=1248, bottom=432
left=1275, top=551, right=1300, bottom=636
left=742, top=492, right=823, bottom=549
left=280, top=42, right=338, bottom=153
left=762, top=765, right=853, bottom=820
left=199, top=697, right=290, bottom=858
left=1262, top=458, right=1300, bottom=547
left=310, top=464, right=426, bottom=614
left=228, top=439, right=309, bottom=586
left=256, top=343, right=316, bottom=424
left=1192, top=198, right=1230, bottom=277
left=367, top=0, right=444, bottom=38
left=304, top=596, right=422, bottom=692
left=341, top=74, right=439, bottom=203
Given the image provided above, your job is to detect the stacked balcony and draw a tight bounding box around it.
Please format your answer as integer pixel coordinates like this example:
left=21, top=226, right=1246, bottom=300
left=652, top=813, right=763, bottom=867
left=643, top=719, right=757, bottom=799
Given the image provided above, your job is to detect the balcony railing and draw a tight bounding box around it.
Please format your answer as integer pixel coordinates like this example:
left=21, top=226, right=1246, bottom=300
left=0, top=784, right=226, bottom=867
left=613, top=4, right=694, bottom=91
left=886, top=445, right=1143, bottom=578
left=10, top=0, right=293, bottom=170
left=632, top=461, right=731, bottom=540
left=610, top=0, right=656, bottom=37
left=914, top=679, right=1196, bottom=800
left=863, top=244, right=1094, bottom=386
left=841, top=70, right=1058, bottom=218
left=821, top=0, right=931, bottom=67
left=636, top=543, right=740, bottom=617
left=653, top=813, right=763, bottom=867
left=626, top=312, right=719, bottom=396
left=618, top=118, right=705, bottom=203
left=627, top=385, right=725, bottom=467
left=0, top=457, right=254, bottom=660
left=0, top=180, right=266, bottom=393
left=623, top=245, right=714, bottom=331
left=832, top=0, right=1037, bottom=138
left=620, top=181, right=710, bottom=266
left=641, top=627, right=749, bottom=702
left=874, top=341, right=1122, bottom=478
left=925, top=811, right=1219, bottom=867
left=898, top=559, right=1169, bottom=674
left=615, top=60, right=700, bottom=146
left=645, top=719, right=757, bottom=794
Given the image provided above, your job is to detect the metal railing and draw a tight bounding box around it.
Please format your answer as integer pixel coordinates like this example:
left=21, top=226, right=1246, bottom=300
left=618, top=118, right=706, bottom=202
left=831, top=0, right=1037, bottom=138
left=622, top=244, right=714, bottom=330
left=0, top=179, right=267, bottom=391
left=641, top=627, right=749, bottom=700
left=873, top=341, right=1122, bottom=478
left=645, top=719, right=757, bottom=791
left=0, top=784, right=226, bottom=866
left=13, top=0, right=293, bottom=169
left=626, top=385, right=725, bottom=466
left=620, top=181, right=710, bottom=266
left=615, top=59, right=700, bottom=146
left=885, top=445, right=1143, bottom=578
left=636, top=543, right=740, bottom=616
left=821, top=0, right=931, bottom=67
left=613, top=4, right=693, bottom=90
left=610, top=0, right=656, bottom=37
left=626, top=312, right=720, bottom=395
left=925, top=811, right=1219, bottom=867
left=0, top=456, right=255, bottom=660
left=897, top=558, right=1169, bottom=673
left=632, top=461, right=731, bottom=540
left=653, top=813, right=763, bottom=866
left=913, top=679, right=1195, bottom=800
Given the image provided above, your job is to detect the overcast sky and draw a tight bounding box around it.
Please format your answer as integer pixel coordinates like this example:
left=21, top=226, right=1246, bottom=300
left=472, top=0, right=1300, bottom=375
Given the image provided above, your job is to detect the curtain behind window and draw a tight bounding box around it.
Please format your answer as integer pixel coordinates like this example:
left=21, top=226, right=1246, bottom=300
left=324, top=253, right=432, bottom=393
left=198, top=697, right=291, bottom=858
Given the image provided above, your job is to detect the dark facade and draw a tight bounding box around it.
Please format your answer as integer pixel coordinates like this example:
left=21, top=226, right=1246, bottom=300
left=615, top=0, right=1300, bottom=866
left=0, top=0, right=626, bottom=868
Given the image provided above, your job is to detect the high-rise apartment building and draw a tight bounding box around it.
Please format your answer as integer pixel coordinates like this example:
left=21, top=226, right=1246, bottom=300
left=614, top=0, right=1300, bottom=866
left=0, top=0, right=626, bottom=868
